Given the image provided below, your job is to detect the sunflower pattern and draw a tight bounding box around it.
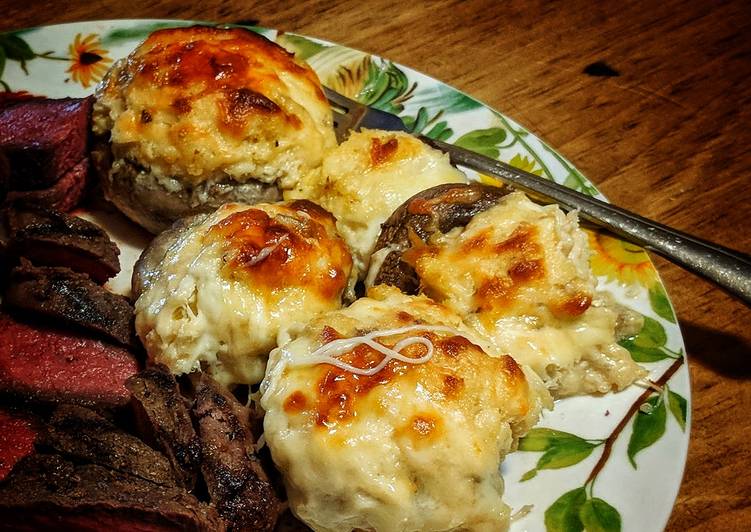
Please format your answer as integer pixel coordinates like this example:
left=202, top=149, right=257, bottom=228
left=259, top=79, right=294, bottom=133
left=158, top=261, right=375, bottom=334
left=66, top=33, right=112, bottom=88
left=587, top=229, right=658, bottom=287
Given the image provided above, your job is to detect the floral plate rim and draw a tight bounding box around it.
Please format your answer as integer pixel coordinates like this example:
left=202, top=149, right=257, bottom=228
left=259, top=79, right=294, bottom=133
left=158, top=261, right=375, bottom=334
left=0, top=19, right=690, bottom=532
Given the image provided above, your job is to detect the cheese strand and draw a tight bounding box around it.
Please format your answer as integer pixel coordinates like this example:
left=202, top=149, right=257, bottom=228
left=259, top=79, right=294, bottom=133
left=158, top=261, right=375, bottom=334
left=288, top=324, right=464, bottom=376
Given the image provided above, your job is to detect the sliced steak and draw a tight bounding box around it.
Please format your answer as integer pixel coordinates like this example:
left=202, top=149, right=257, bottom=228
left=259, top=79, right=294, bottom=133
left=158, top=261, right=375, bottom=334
left=126, top=366, right=200, bottom=490
left=0, top=454, right=225, bottom=532
left=5, top=157, right=90, bottom=212
left=4, top=260, right=135, bottom=347
left=43, top=404, right=176, bottom=487
left=0, top=240, right=12, bottom=287
left=0, top=90, right=45, bottom=109
left=0, top=149, right=8, bottom=203
left=0, top=408, right=39, bottom=481
left=4, top=203, right=120, bottom=283
left=0, top=97, right=91, bottom=191
left=193, top=374, right=281, bottom=532
left=0, top=312, right=139, bottom=408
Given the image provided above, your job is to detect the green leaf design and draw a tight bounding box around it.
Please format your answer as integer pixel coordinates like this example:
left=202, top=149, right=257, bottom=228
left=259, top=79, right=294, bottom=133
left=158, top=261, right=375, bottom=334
left=627, top=394, right=667, bottom=467
left=276, top=33, right=327, bottom=60
left=545, top=487, right=587, bottom=532
left=408, top=84, right=483, bottom=113
left=622, top=344, right=671, bottom=362
left=0, top=33, right=35, bottom=61
left=633, top=317, right=667, bottom=347
left=579, top=498, right=622, bottom=532
left=649, top=283, right=676, bottom=323
left=454, top=127, right=507, bottom=158
left=412, top=107, right=429, bottom=134
left=619, top=316, right=674, bottom=362
left=563, top=171, right=599, bottom=196
left=537, top=439, right=597, bottom=470
left=668, top=389, right=688, bottom=431
left=357, top=60, right=413, bottom=114
left=424, top=120, right=452, bottom=141
left=100, top=21, right=194, bottom=46
left=519, top=429, right=598, bottom=481
left=519, top=428, right=589, bottom=452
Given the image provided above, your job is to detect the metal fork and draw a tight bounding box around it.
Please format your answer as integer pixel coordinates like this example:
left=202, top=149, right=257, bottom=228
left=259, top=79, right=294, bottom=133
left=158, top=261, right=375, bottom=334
left=324, top=86, right=751, bottom=306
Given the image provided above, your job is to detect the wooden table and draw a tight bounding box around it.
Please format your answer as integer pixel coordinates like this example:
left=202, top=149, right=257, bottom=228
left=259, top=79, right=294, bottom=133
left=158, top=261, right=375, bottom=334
left=2, top=0, right=748, bottom=530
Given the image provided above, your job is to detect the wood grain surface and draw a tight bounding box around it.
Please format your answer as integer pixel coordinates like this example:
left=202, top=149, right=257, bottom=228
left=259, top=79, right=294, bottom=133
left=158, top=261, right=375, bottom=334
left=2, top=1, right=749, bottom=530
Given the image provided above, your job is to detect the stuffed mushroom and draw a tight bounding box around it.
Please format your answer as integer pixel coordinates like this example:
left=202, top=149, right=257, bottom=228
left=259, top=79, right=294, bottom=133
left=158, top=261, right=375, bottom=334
left=286, top=129, right=466, bottom=276
left=133, top=200, right=355, bottom=386
left=368, top=183, right=645, bottom=398
left=261, top=285, right=550, bottom=532
left=92, top=26, right=336, bottom=233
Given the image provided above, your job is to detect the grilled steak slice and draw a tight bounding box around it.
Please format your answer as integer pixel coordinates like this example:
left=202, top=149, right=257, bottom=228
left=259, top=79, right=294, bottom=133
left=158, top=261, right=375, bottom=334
left=4, top=203, right=120, bottom=283
left=43, top=404, right=176, bottom=487
left=4, top=157, right=89, bottom=212
left=0, top=97, right=91, bottom=191
left=0, top=241, right=12, bottom=288
left=0, top=91, right=44, bottom=109
left=0, top=312, right=139, bottom=408
left=0, top=454, right=225, bottom=532
left=0, top=149, right=8, bottom=203
left=5, top=260, right=135, bottom=347
left=193, top=374, right=281, bottom=532
left=0, top=408, right=39, bottom=482
left=126, top=366, right=200, bottom=490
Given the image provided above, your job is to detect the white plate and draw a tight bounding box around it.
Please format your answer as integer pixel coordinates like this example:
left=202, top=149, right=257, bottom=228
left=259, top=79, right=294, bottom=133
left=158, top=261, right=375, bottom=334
left=0, top=19, right=690, bottom=532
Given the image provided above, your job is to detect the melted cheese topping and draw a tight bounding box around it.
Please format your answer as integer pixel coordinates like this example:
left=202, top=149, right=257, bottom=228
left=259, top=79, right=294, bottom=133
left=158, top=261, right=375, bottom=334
left=92, top=26, right=336, bottom=189
left=135, top=201, right=353, bottom=386
left=261, top=286, right=550, bottom=532
left=286, top=129, right=466, bottom=275
left=407, top=192, right=645, bottom=397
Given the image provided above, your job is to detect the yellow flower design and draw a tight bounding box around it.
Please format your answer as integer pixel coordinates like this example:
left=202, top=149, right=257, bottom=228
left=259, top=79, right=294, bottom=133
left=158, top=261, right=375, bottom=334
left=587, top=229, right=657, bottom=286
left=477, top=174, right=503, bottom=187
left=67, top=33, right=112, bottom=88
left=508, top=153, right=545, bottom=176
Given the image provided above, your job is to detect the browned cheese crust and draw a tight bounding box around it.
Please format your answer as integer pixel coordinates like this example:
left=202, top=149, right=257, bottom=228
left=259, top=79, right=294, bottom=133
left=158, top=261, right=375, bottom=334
left=92, top=26, right=335, bottom=233
left=370, top=182, right=511, bottom=293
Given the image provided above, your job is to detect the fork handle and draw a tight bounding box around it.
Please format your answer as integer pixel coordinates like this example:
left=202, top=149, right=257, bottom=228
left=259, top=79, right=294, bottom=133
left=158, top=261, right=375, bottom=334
left=424, top=137, right=751, bottom=306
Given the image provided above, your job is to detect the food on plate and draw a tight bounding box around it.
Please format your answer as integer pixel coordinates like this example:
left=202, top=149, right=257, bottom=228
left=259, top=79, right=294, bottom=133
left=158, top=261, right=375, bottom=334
left=368, top=182, right=511, bottom=292
left=4, top=158, right=89, bottom=212
left=0, top=312, right=139, bottom=408
left=0, top=149, right=8, bottom=204
left=91, top=26, right=336, bottom=233
left=261, top=285, right=550, bottom=532
left=44, top=404, right=178, bottom=487
left=5, top=260, right=136, bottom=347
left=193, top=373, right=282, bottom=532
left=3, top=203, right=120, bottom=283
left=133, top=200, right=354, bottom=386
left=0, top=408, right=38, bottom=482
left=370, top=183, right=645, bottom=397
left=0, top=454, right=225, bottom=531
left=0, top=22, right=672, bottom=532
left=0, top=366, right=281, bottom=531
left=126, top=366, right=202, bottom=490
left=0, top=97, right=92, bottom=212
left=286, top=129, right=466, bottom=275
